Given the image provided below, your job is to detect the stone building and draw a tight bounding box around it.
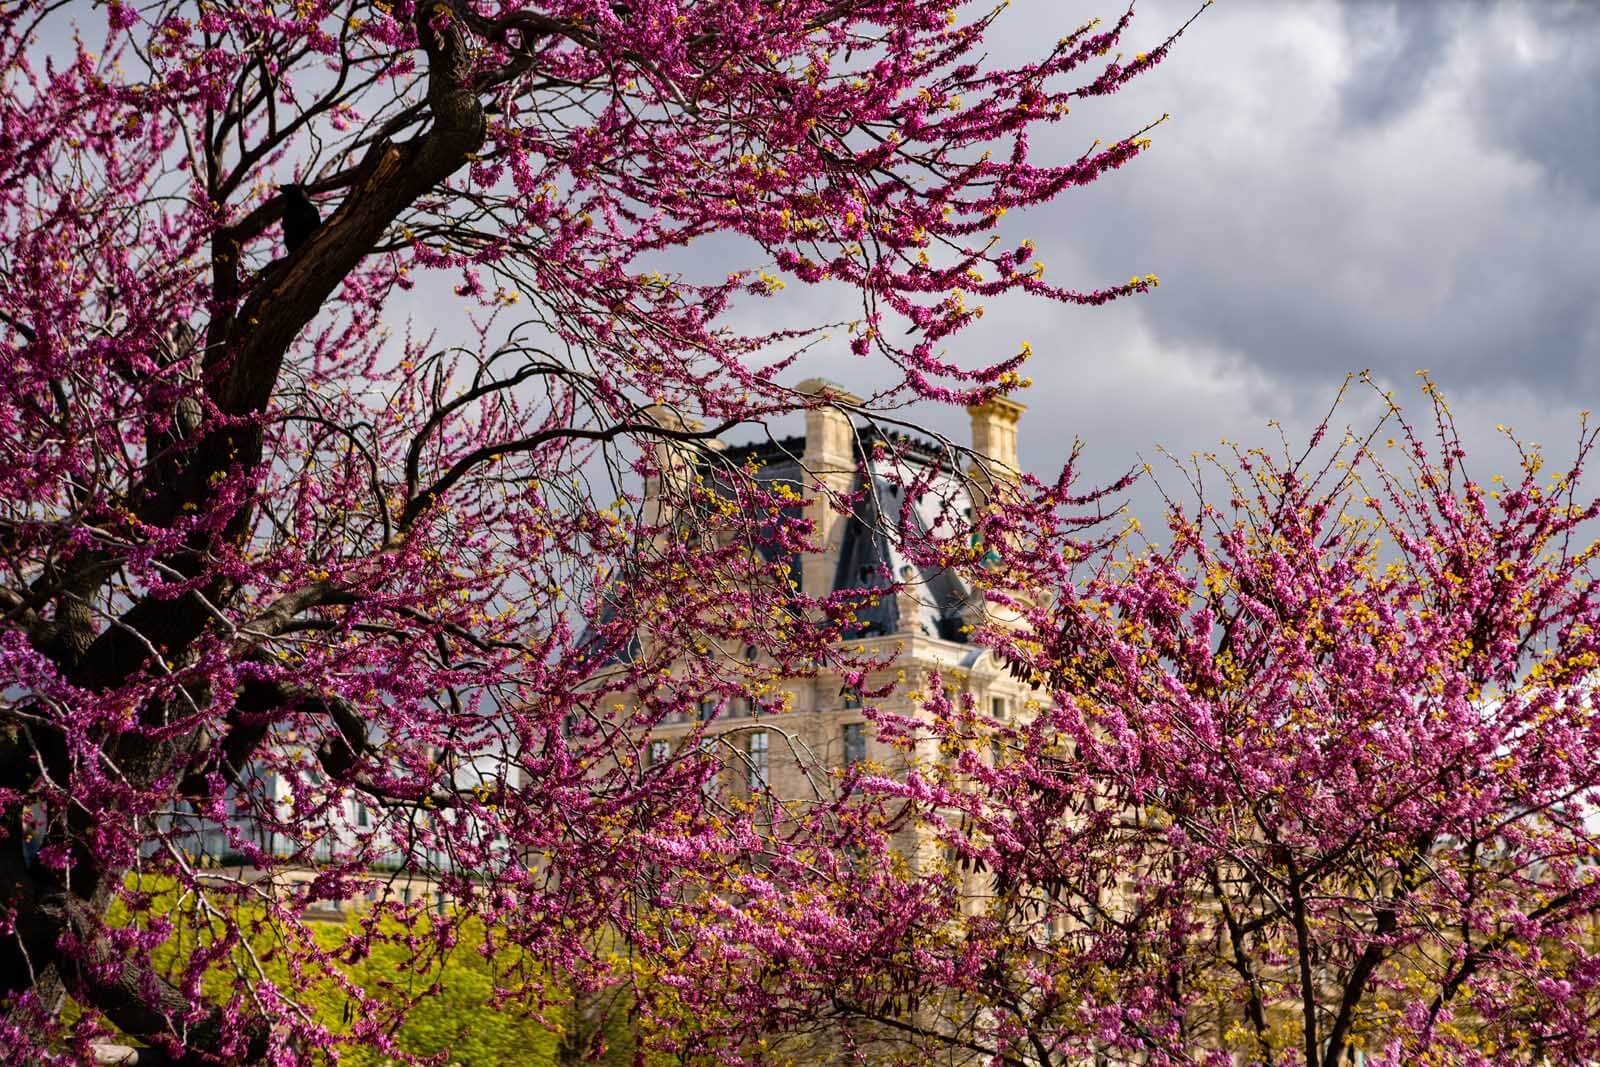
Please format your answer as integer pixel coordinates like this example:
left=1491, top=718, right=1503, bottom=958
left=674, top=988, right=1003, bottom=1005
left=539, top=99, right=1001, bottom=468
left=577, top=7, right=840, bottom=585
left=637, top=378, right=1038, bottom=843
left=155, top=378, right=1038, bottom=935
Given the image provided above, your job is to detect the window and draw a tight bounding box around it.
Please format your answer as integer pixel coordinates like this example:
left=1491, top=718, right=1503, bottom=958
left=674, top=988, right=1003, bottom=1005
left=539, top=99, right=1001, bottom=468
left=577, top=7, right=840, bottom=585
left=748, top=731, right=769, bottom=791
left=842, top=687, right=862, bottom=710
left=435, top=891, right=447, bottom=916
left=991, top=696, right=1008, bottom=721
left=648, top=740, right=670, bottom=768
left=700, top=736, right=719, bottom=800
left=698, top=696, right=717, bottom=722
left=843, top=722, right=866, bottom=767
left=355, top=802, right=370, bottom=828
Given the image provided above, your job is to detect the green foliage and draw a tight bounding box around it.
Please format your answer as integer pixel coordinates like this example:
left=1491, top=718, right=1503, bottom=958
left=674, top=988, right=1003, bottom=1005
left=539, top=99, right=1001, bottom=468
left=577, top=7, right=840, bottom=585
left=79, top=878, right=659, bottom=1066
left=300, top=916, right=564, bottom=1067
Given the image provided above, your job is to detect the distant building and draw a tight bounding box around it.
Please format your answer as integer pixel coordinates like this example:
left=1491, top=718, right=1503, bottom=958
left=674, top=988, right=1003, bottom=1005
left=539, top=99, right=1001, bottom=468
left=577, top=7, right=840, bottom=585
left=636, top=380, right=1037, bottom=848
left=155, top=746, right=520, bottom=918
left=153, top=380, right=1038, bottom=932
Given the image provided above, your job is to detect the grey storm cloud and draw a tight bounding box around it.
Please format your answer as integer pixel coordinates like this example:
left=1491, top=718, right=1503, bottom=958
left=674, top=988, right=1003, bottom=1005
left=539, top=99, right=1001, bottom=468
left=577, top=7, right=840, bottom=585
left=770, top=0, right=1600, bottom=497
left=1337, top=1, right=1472, bottom=128
left=353, top=0, right=1600, bottom=506
left=1467, top=4, right=1600, bottom=203
left=1024, top=0, right=1600, bottom=397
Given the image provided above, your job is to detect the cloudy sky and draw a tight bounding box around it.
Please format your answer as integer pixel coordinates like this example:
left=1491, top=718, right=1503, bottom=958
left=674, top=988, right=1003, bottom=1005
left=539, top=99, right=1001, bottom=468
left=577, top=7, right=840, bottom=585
left=756, top=0, right=1600, bottom=513
left=42, top=0, right=1586, bottom=514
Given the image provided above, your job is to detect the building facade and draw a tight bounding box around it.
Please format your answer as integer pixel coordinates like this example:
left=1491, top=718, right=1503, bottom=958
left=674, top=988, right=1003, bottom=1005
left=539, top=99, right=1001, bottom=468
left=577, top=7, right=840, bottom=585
left=638, top=380, right=1038, bottom=859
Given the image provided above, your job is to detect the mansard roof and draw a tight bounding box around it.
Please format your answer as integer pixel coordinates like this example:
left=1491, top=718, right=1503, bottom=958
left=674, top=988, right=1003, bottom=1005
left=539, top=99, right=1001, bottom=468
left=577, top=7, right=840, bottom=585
left=707, top=424, right=977, bottom=642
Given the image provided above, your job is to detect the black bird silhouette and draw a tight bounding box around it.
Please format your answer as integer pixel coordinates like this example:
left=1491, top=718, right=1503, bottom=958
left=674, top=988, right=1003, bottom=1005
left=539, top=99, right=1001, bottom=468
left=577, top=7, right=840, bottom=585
left=279, top=184, right=322, bottom=253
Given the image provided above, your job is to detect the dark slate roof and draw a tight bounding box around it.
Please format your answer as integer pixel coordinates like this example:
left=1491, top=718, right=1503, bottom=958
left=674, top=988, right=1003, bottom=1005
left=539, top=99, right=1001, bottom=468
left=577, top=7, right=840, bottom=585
left=705, top=425, right=975, bottom=641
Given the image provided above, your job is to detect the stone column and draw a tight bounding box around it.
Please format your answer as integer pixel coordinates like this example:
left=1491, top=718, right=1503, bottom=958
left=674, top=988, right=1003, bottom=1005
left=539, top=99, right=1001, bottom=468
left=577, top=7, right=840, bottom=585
left=965, top=395, right=1026, bottom=508
left=964, top=395, right=1027, bottom=633
left=639, top=403, right=723, bottom=527
left=796, top=379, right=861, bottom=599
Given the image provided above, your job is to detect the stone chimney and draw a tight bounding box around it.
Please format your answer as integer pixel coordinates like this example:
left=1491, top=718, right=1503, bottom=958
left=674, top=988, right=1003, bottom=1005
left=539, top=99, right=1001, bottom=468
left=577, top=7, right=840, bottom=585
left=639, top=403, right=722, bottom=527
left=966, top=395, right=1026, bottom=508
left=796, top=379, right=861, bottom=598
left=964, top=396, right=1028, bottom=635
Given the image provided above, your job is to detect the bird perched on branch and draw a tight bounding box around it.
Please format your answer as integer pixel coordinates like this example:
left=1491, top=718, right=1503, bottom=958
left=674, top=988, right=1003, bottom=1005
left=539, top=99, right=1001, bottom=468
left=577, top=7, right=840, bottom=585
left=279, top=184, right=322, bottom=254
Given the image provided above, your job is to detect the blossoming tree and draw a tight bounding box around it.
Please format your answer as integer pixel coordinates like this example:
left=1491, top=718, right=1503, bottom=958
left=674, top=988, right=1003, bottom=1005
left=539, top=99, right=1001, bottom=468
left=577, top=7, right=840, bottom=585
left=0, top=0, right=1190, bottom=1061
left=836, top=378, right=1600, bottom=1065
